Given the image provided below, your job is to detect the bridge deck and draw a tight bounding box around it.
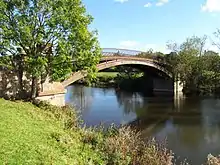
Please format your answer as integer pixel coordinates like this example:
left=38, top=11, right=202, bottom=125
left=100, top=56, right=156, bottom=62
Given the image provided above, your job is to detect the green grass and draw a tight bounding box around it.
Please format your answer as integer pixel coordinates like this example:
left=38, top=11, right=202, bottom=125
left=97, top=72, right=144, bottom=79
left=97, top=72, right=118, bottom=78
left=0, top=99, right=103, bottom=164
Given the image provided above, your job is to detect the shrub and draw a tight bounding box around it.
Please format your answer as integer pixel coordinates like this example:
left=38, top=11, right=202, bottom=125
left=80, top=124, right=175, bottom=165
left=207, top=154, right=220, bottom=165
left=103, top=126, right=174, bottom=165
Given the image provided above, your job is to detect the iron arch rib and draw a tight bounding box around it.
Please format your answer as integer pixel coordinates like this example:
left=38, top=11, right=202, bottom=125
left=62, top=59, right=171, bottom=87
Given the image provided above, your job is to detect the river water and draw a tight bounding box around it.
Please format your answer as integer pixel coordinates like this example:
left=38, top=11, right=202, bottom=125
left=65, top=84, right=220, bottom=165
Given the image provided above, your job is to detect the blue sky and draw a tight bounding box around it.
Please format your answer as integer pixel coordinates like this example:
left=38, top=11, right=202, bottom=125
left=83, top=0, right=220, bottom=53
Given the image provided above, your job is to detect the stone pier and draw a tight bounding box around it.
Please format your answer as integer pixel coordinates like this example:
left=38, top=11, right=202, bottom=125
left=36, top=93, right=66, bottom=106
left=37, top=78, right=66, bottom=106
left=174, top=80, right=183, bottom=97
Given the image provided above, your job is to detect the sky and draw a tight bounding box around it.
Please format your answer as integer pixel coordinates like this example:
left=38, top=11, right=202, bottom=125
left=82, top=0, right=220, bottom=53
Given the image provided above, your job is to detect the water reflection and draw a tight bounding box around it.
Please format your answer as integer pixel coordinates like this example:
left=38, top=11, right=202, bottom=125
left=115, top=91, right=143, bottom=114
left=65, top=85, right=220, bottom=165
left=66, top=85, right=140, bottom=126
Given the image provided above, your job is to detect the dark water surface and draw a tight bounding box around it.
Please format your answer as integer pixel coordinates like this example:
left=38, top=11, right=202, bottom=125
left=65, top=84, right=220, bottom=165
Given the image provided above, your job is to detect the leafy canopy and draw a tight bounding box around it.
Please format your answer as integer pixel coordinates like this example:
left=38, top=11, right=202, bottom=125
left=0, top=0, right=101, bottom=82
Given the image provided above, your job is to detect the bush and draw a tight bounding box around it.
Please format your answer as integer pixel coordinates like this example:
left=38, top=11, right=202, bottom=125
left=104, top=127, right=174, bottom=165
left=80, top=124, right=174, bottom=165
left=207, top=154, right=220, bottom=165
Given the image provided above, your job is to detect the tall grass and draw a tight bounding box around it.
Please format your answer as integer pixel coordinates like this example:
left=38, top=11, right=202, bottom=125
left=207, top=154, right=220, bottom=165
left=32, top=100, right=176, bottom=164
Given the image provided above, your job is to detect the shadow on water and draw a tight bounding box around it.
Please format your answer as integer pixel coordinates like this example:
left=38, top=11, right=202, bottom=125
left=65, top=84, right=220, bottom=165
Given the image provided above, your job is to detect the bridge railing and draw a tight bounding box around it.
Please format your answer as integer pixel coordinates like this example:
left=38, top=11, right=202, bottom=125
left=102, top=48, right=143, bottom=56
left=101, top=56, right=156, bottom=62
left=101, top=48, right=164, bottom=61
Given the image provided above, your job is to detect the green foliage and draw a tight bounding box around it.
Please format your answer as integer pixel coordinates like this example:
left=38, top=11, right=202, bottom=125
left=50, top=54, right=73, bottom=81
left=133, top=34, right=220, bottom=96
left=97, top=72, right=118, bottom=82
left=166, top=35, right=220, bottom=95
left=77, top=72, right=118, bottom=87
left=115, top=66, right=143, bottom=81
left=136, top=50, right=174, bottom=77
left=78, top=71, right=144, bottom=89
left=0, top=0, right=101, bottom=98
left=136, top=49, right=162, bottom=58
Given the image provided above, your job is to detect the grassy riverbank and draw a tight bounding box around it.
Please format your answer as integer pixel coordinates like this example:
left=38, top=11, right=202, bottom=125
left=77, top=72, right=119, bottom=88
left=77, top=72, right=145, bottom=91
left=97, top=72, right=118, bottom=78
left=92, top=72, right=118, bottom=87
left=0, top=99, right=219, bottom=164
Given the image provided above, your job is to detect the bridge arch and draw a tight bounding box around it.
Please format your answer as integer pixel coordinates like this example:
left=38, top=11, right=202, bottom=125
left=37, top=48, right=183, bottom=104
left=62, top=58, right=171, bottom=87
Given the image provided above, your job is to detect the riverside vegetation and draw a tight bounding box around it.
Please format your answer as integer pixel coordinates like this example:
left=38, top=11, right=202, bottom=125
left=0, top=98, right=220, bottom=165
left=136, top=36, right=220, bottom=96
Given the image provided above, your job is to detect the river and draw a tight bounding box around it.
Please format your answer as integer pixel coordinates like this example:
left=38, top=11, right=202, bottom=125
left=65, top=84, right=220, bottom=165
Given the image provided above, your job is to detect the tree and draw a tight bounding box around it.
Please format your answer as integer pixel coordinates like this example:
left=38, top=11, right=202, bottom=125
left=167, top=35, right=208, bottom=94
left=212, top=29, right=220, bottom=50
left=136, top=49, right=154, bottom=58
left=199, top=51, right=220, bottom=93
left=0, top=0, right=101, bottom=99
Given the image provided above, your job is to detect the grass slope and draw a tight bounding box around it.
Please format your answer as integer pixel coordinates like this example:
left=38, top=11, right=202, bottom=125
left=97, top=72, right=118, bottom=78
left=0, top=99, right=103, bottom=165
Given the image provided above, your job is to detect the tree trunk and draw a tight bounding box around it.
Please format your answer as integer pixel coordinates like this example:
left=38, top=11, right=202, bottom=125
left=17, top=53, right=25, bottom=99
left=17, top=70, right=24, bottom=98
left=31, top=76, right=38, bottom=99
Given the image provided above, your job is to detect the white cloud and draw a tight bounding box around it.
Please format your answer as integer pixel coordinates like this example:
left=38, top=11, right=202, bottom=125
left=205, top=41, right=220, bottom=52
left=144, top=2, right=152, bottom=8
left=155, top=2, right=163, bottom=6
left=201, top=0, right=220, bottom=12
left=208, top=45, right=220, bottom=52
left=119, top=40, right=139, bottom=49
left=117, top=39, right=220, bottom=54
left=142, top=44, right=170, bottom=53
left=161, top=0, right=169, bottom=3
left=156, top=0, right=169, bottom=6
left=118, top=40, right=170, bottom=54
left=114, top=0, right=128, bottom=3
